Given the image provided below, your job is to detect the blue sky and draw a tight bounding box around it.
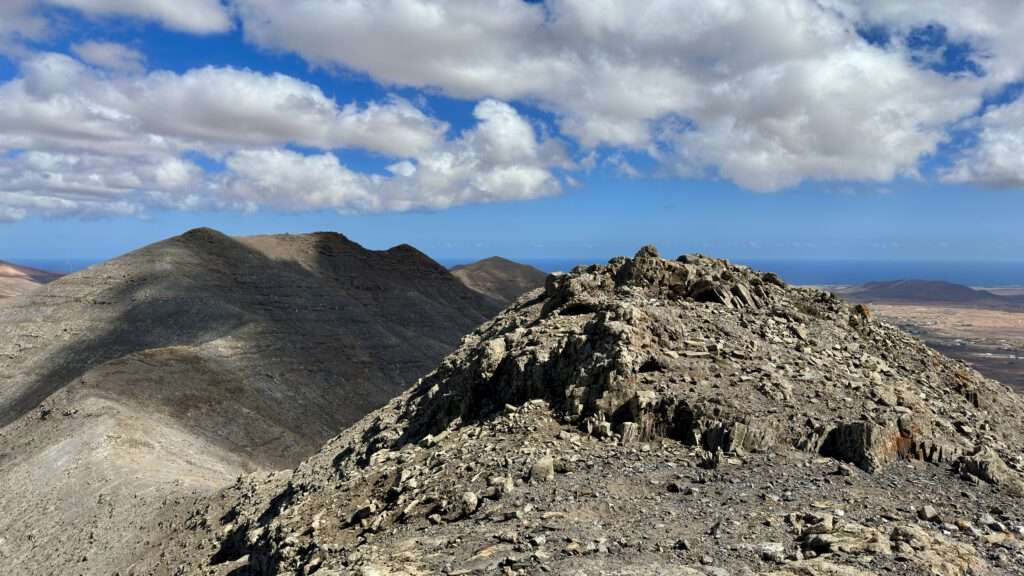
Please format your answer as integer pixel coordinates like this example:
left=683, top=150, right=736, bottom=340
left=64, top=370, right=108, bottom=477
left=1, top=1, right=1023, bottom=265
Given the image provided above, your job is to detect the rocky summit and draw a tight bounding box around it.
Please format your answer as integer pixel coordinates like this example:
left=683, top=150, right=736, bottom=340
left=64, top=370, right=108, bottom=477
left=142, top=247, right=1024, bottom=576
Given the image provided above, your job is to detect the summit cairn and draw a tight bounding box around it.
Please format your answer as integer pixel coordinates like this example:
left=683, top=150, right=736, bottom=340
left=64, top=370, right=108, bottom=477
left=151, top=248, right=1024, bottom=576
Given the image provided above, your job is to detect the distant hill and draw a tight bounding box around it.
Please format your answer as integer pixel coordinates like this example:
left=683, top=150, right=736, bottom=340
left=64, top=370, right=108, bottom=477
left=836, top=279, right=1024, bottom=309
left=0, top=260, right=62, bottom=299
left=0, top=227, right=501, bottom=574
left=450, top=256, right=547, bottom=305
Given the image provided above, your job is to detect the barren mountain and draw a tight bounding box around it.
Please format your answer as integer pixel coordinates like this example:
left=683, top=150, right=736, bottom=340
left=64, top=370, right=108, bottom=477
left=450, top=256, right=547, bottom=306
left=837, top=280, right=1024, bottom=310
left=145, top=248, right=1024, bottom=575
left=0, top=228, right=500, bottom=574
left=0, top=260, right=62, bottom=300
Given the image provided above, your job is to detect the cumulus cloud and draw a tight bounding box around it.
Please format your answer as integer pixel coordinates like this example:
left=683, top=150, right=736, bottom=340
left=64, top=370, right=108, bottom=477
left=0, top=151, right=197, bottom=218
left=942, top=97, right=1024, bottom=188
left=70, top=41, right=146, bottom=73
left=219, top=100, right=563, bottom=213
left=0, top=53, right=448, bottom=158
left=824, top=1, right=1024, bottom=85
left=5, top=1, right=1023, bottom=221
left=45, top=0, right=232, bottom=34
left=232, top=0, right=1010, bottom=191
left=0, top=53, right=562, bottom=219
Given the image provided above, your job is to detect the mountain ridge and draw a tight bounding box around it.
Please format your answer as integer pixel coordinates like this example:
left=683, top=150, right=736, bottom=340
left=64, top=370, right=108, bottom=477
left=0, top=227, right=501, bottom=575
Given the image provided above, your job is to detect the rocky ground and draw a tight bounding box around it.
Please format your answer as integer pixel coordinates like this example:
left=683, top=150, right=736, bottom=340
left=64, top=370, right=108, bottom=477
left=137, top=248, right=1024, bottom=575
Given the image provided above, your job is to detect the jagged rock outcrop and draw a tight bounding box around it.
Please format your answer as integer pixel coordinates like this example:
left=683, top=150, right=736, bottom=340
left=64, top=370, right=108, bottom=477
left=340, top=248, right=1022, bottom=475
left=139, top=248, right=1024, bottom=575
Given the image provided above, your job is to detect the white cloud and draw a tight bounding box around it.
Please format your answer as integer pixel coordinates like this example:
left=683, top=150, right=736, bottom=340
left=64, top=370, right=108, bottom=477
left=70, top=41, right=146, bottom=73
left=219, top=100, right=562, bottom=213
left=942, top=97, right=1024, bottom=188
left=0, top=52, right=562, bottom=219
left=45, top=0, right=232, bottom=34
left=4, top=1, right=1023, bottom=221
left=823, top=1, right=1024, bottom=85
left=0, top=52, right=448, bottom=159
left=663, top=46, right=980, bottom=191
left=0, top=0, right=50, bottom=56
left=232, top=0, right=1008, bottom=191
left=0, top=151, right=179, bottom=219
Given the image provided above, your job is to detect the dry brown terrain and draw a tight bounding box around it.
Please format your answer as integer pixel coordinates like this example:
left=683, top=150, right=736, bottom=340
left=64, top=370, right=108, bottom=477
left=869, top=303, right=1024, bottom=392
left=450, top=256, right=547, bottom=305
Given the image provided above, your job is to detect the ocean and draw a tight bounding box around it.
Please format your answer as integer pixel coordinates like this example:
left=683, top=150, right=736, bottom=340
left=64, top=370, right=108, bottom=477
left=441, top=258, right=1024, bottom=287
left=12, top=257, right=1024, bottom=288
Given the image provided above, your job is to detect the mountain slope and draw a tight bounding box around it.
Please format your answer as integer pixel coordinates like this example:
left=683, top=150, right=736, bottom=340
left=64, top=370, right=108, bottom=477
left=0, top=228, right=500, bottom=574
left=0, top=260, right=62, bottom=300
left=450, top=256, right=547, bottom=305
left=147, top=248, right=1024, bottom=576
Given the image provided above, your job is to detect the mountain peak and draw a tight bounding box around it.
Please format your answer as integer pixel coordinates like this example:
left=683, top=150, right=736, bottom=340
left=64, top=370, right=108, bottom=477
left=179, top=226, right=231, bottom=242
left=450, top=256, right=548, bottom=305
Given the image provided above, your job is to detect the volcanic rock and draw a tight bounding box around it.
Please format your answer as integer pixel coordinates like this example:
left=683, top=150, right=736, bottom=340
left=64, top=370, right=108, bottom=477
left=130, top=248, right=1024, bottom=574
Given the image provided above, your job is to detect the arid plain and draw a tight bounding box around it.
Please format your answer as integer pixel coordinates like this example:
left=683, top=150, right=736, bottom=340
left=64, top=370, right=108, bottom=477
left=870, top=304, right=1024, bottom=392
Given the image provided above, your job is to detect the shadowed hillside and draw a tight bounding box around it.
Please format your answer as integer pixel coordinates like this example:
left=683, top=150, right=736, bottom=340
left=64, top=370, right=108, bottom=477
left=0, top=227, right=500, bottom=574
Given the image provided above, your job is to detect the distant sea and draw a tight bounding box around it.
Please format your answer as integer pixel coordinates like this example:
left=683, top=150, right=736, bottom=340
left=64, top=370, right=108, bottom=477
left=10, top=259, right=103, bottom=274
left=12, top=257, right=1024, bottom=288
left=441, top=258, right=1024, bottom=287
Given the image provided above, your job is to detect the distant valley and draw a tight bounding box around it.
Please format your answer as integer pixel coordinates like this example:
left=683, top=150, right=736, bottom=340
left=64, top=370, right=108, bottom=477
left=835, top=279, right=1024, bottom=310
left=835, top=279, right=1024, bottom=391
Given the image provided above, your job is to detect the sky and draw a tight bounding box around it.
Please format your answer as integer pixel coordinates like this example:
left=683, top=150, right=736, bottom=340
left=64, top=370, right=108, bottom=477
left=0, top=0, right=1023, bottom=264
